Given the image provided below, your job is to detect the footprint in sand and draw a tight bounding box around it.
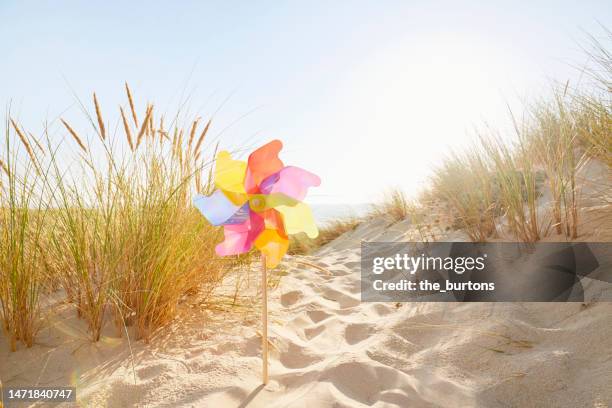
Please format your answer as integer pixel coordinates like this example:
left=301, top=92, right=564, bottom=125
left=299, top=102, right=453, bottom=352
left=281, top=290, right=303, bottom=307
left=369, top=303, right=395, bottom=316
left=304, top=324, right=326, bottom=340
left=320, top=288, right=360, bottom=308
left=345, top=322, right=375, bottom=345
left=279, top=342, right=324, bottom=369
left=307, top=309, right=333, bottom=323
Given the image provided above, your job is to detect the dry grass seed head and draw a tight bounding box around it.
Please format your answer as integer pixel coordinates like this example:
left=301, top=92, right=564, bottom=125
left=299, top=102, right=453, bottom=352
left=194, top=119, right=211, bottom=158
left=187, top=118, right=200, bottom=150
left=120, top=107, right=134, bottom=151
left=60, top=118, right=88, bottom=153
left=93, top=92, right=106, bottom=140
left=136, top=105, right=153, bottom=149
left=10, top=118, right=38, bottom=164
left=125, top=82, right=139, bottom=127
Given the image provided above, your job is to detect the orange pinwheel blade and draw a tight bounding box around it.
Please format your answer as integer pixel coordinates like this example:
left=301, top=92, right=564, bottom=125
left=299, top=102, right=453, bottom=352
left=254, top=228, right=289, bottom=268
left=244, top=140, right=284, bottom=193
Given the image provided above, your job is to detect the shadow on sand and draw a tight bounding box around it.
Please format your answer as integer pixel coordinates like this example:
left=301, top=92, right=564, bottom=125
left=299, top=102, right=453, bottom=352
left=238, top=384, right=265, bottom=408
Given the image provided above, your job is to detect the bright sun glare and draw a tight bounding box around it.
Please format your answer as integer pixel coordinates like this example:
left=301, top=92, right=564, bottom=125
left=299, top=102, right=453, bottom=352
left=314, top=35, right=530, bottom=203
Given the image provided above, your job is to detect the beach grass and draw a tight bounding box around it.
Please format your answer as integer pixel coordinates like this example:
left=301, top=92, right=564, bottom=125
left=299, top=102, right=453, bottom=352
left=0, top=118, right=49, bottom=350
left=429, top=85, right=609, bottom=242
left=429, top=30, right=610, bottom=242
left=368, top=189, right=411, bottom=224
left=0, top=85, right=241, bottom=348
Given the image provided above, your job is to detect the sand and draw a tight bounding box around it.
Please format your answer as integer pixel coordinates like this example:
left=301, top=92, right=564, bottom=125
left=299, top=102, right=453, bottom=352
left=2, top=160, right=611, bottom=407
left=2, top=215, right=611, bottom=407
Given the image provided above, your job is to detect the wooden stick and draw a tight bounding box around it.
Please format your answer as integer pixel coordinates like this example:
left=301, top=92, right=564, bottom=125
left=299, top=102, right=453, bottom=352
left=261, top=254, right=269, bottom=385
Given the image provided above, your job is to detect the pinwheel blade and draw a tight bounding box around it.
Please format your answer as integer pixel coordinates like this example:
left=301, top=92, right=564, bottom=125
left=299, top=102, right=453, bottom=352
left=254, top=229, right=289, bottom=268
left=248, top=193, right=299, bottom=213
left=260, top=209, right=286, bottom=236
left=275, top=202, right=319, bottom=238
left=259, top=166, right=321, bottom=201
left=216, top=211, right=264, bottom=256
left=245, top=140, right=284, bottom=193
left=193, top=191, right=249, bottom=226
left=215, top=151, right=248, bottom=204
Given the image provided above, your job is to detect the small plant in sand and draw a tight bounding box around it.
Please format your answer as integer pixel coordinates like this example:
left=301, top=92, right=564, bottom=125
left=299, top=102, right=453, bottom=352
left=369, top=189, right=411, bottom=224
left=431, top=146, right=499, bottom=241
left=479, top=128, right=544, bottom=242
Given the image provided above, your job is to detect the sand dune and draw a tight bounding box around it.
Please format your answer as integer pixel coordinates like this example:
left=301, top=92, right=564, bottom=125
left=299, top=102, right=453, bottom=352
left=2, top=209, right=611, bottom=407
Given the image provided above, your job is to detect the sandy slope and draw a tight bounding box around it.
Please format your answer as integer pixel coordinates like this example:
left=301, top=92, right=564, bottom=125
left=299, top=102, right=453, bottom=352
left=1, top=160, right=611, bottom=407
left=2, top=214, right=611, bottom=407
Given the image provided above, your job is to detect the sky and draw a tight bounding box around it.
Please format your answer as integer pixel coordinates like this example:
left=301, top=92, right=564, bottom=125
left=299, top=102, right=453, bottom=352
left=0, top=1, right=610, bottom=204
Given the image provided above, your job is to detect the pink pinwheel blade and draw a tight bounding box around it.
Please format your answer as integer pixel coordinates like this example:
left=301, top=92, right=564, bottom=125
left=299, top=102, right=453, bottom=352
left=216, top=210, right=264, bottom=256
left=259, top=166, right=321, bottom=201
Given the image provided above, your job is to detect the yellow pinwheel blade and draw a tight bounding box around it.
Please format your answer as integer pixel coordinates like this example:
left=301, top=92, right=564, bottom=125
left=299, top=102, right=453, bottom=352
left=215, top=151, right=248, bottom=205
left=275, top=202, right=319, bottom=239
left=248, top=193, right=298, bottom=213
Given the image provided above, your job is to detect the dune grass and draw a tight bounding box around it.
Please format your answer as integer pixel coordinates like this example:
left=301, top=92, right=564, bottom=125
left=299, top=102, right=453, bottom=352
left=368, top=189, right=411, bottom=224
left=0, top=118, right=50, bottom=351
left=0, top=85, right=241, bottom=348
left=431, top=147, right=499, bottom=241
left=429, top=87, right=609, bottom=243
left=429, top=32, right=610, bottom=242
left=315, top=218, right=363, bottom=246
left=288, top=217, right=362, bottom=254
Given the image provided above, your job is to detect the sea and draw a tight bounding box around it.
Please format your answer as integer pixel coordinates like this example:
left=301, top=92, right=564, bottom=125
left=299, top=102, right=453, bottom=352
left=310, top=203, right=371, bottom=226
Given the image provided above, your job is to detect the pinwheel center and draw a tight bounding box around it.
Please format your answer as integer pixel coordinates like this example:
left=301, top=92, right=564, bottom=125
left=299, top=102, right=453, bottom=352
left=249, top=196, right=266, bottom=212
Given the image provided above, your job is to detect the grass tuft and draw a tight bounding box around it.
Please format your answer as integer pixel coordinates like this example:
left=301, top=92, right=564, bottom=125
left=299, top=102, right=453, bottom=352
left=0, top=85, right=244, bottom=347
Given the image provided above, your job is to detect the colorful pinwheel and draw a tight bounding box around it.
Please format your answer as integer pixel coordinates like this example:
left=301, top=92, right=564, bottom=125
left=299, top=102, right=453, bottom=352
left=193, top=140, right=320, bottom=268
